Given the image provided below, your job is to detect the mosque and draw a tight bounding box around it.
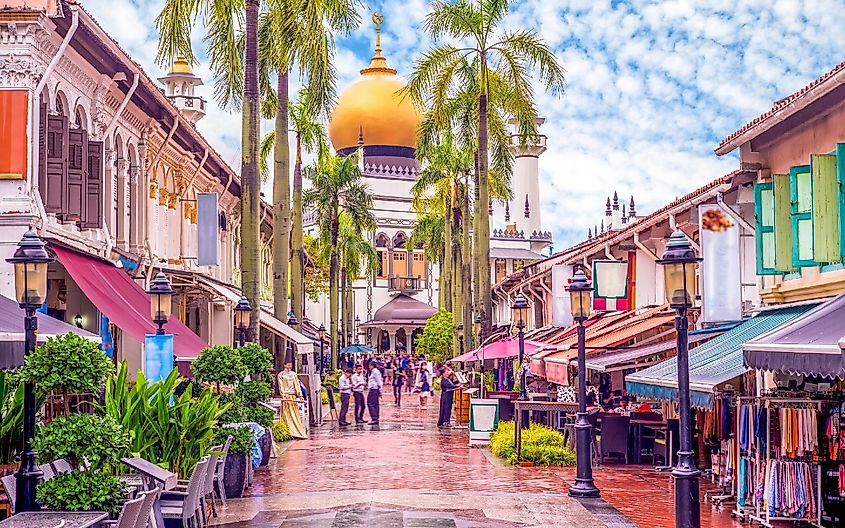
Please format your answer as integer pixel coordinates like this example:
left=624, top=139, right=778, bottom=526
left=305, top=14, right=553, bottom=353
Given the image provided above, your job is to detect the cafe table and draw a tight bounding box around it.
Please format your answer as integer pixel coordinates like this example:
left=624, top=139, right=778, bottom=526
left=0, top=511, right=108, bottom=528
left=120, top=457, right=177, bottom=528
left=513, top=401, right=579, bottom=461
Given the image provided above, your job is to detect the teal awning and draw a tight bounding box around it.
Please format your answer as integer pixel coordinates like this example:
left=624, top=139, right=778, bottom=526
left=626, top=305, right=815, bottom=408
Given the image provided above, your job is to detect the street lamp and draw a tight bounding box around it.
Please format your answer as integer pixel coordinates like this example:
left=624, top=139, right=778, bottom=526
left=354, top=315, right=360, bottom=342
left=287, top=310, right=299, bottom=327
left=287, top=311, right=300, bottom=371
left=565, top=269, right=600, bottom=498
left=318, top=323, right=326, bottom=376
left=657, top=229, right=702, bottom=528
left=511, top=293, right=529, bottom=430
left=73, top=313, right=83, bottom=328
left=474, top=313, right=485, bottom=397
left=456, top=322, right=465, bottom=356
left=6, top=229, right=52, bottom=512
left=147, top=272, right=173, bottom=336
left=234, top=296, right=251, bottom=347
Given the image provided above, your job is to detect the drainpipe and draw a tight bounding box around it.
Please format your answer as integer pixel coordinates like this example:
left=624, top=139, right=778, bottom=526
left=179, top=148, right=208, bottom=264
left=103, top=73, right=139, bottom=139
left=30, top=4, right=79, bottom=226
left=144, top=115, right=179, bottom=282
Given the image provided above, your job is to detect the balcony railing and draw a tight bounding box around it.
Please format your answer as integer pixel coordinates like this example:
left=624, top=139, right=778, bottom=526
left=171, top=95, right=206, bottom=112
left=388, top=276, right=424, bottom=292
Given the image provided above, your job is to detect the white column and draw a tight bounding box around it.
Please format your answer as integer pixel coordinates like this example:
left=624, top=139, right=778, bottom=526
left=128, top=164, right=140, bottom=253
left=115, top=158, right=128, bottom=248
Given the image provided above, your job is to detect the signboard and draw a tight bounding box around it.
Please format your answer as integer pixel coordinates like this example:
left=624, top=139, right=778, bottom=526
left=699, top=204, right=742, bottom=322
left=550, top=264, right=573, bottom=328
left=197, top=192, right=219, bottom=266
left=0, top=90, right=28, bottom=180
left=592, top=260, right=629, bottom=311
left=144, top=333, right=174, bottom=382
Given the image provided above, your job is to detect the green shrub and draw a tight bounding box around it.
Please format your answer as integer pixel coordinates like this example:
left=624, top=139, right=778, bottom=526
left=216, top=393, right=246, bottom=424
left=238, top=343, right=272, bottom=380
left=270, top=421, right=292, bottom=442
left=191, top=345, right=246, bottom=392
left=0, top=369, right=24, bottom=465
left=21, top=333, right=112, bottom=416
left=235, top=380, right=272, bottom=404
left=243, top=405, right=275, bottom=428
left=213, top=425, right=255, bottom=455
left=36, top=471, right=126, bottom=515
left=414, top=308, right=454, bottom=366
left=489, top=421, right=575, bottom=466
left=34, top=413, right=129, bottom=471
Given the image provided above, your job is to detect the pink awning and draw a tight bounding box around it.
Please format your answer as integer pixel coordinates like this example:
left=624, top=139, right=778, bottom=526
left=52, top=245, right=207, bottom=361
left=449, top=337, right=546, bottom=363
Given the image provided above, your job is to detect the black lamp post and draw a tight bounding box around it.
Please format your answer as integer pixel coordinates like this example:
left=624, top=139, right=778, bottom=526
left=318, top=324, right=326, bottom=376
left=147, top=272, right=173, bottom=336
left=565, top=269, right=600, bottom=498
left=658, top=229, right=702, bottom=528
left=511, top=293, right=529, bottom=429
left=73, top=313, right=83, bottom=328
left=6, top=229, right=52, bottom=512
left=474, top=313, right=485, bottom=397
left=354, top=315, right=360, bottom=342
left=456, top=322, right=464, bottom=356
left=234, top=296, right=251, bottom=347
left=287, top=311, right=300, bottom=372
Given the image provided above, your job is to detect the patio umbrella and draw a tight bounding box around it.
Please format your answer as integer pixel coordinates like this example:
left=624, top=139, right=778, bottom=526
left=340, top=343, right=374, bottom=355
left=448, top=337, right=546, bottom=363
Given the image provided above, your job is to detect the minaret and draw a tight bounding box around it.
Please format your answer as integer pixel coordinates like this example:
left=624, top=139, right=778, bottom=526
left=158, top=56, right=206, bottom=123
left=605, top=197, right=612, bottom=229
left=612, top=191, right=622, bottom=228
left=629, top=196, right=637, bottom=219
left=357, top=126, right=365, bottom=171
left=507, top=117, right=548, bottom=251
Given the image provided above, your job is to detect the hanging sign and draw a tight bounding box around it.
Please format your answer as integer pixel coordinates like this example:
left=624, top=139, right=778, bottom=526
left=592, top=260, right=629, bottom=311
left=144, top=333, right=174, bottom=382
left=197, top=192, right=219, bottom=266
left=551, top=264, right=573, bottom=328
left=699, top=204, right=742, bottom=322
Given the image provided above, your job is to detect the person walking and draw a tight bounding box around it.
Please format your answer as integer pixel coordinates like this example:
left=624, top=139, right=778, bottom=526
left=416, top=361, right=432, bottom=407
left=407, top=358, right=418, bottom=394
left=367, top=361, right=384, bottom=425
left=393, top=367, right=407, bottom=406
left=352, top=365, right=367, bottom=424
left=337, top=368, right=353, bottom=427
left=438, top=366, right=461, bottom=428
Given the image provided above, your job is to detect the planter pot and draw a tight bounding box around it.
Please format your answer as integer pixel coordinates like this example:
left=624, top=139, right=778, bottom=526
left=518, top=461, right=534, bottom=467
left=223, top=453, right=247, bottom=499
left=258, top=428, right=271, bottom=467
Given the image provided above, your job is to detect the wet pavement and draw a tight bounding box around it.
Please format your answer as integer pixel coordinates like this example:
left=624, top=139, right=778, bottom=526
left=210, top=395, right=743, bottom=527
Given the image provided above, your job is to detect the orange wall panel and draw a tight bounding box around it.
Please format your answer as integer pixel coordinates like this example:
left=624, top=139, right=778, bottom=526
left=0, top=90, right=28, bottom=180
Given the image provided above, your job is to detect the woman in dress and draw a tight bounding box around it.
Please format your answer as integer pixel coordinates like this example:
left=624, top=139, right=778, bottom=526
left=416, top=361, right=432, bottom=407
left=277, top=362, right=307, bottom=439
left=437, top=367, right=462, bottom=428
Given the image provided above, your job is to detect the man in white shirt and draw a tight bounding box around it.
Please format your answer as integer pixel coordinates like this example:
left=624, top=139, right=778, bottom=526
left=337, top=369, right=353, bottom=427
left=351, top=365, right=367, bottom=424
left=367, top=361, right=384, bottom=425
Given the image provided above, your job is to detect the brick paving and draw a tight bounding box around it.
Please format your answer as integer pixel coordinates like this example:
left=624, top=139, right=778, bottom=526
left=211, top=394, right=744, bottom=527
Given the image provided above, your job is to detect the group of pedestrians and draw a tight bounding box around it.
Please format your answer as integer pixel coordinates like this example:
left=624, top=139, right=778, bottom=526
left=337, top=362, right=383, bottom=426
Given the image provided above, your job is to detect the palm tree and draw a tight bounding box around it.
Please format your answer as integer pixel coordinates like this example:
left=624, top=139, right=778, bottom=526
left=157, top=0, right=263, bottom=336
left=406, top=0, right=565, bottom=335
left=259, top=0, right=359, bottom=321
left=260, top=91, right=329, bottom=325
left=334, top=213, right=379, bottom=345
left=303, top=155, right=375, bottom=367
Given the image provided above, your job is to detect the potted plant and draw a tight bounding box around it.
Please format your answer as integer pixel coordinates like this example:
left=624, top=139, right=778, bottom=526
left=33, top=413, right=129, bottom=472
left=213, top=425, right=255, bottom=499
left=236, top=381, right=274, bottom=465
left=36, top=471, right=126, bottom=515
left=191, top=345, right=247, bottom=393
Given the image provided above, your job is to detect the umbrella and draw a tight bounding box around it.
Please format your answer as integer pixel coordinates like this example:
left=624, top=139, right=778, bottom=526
left=340, top=343, right=374, bottom=355
left=448, top=337, right=546, bottom=363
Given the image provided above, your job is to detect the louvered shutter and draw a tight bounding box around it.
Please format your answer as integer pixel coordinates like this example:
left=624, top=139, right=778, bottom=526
left=773, top=174, right=794, bottom=272
left=83, top=141, right=103, bottom=228
left=45, top=115, right=67, bottom=213
left=811, top=154, right=839, bottom=262
left=837, top=144, right=845, bottom=263
left=754, top=182, right=777, bottom=275
left=37, top=100, right=47, bottom=198
left=790, top=164, right=815, bottom=267
left=65, top=128, right=87, bottom=222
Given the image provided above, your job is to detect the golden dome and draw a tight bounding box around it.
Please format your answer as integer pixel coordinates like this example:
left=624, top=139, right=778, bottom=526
left=169, top=56, right=193, bottom=75
left=328, top=13, right=422, bottom=153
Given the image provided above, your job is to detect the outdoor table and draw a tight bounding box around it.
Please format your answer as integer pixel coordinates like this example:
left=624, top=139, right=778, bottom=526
left=629, top=419, right=665, bottom=464
left=121, top=457, right=177, bottom=528
left=513, top=401, right=578, bottom=461
left=0, top=511, right=108, bottom=528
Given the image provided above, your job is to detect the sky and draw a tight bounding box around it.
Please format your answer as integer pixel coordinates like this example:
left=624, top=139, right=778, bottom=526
left=83, top=0, right=845, bottom=249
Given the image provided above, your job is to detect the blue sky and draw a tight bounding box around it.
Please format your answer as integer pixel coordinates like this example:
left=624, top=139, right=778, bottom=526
left=84, top=0, right=845, bottom=249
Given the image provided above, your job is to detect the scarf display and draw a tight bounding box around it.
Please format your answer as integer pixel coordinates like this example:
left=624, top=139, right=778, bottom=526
left=775, top=408, right=818, bottom=458
left=763, top=460, right=817, bottom=519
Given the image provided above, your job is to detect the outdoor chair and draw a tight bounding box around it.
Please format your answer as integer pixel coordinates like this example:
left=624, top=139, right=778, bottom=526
left=137, top=487, right=161, bottom=528
left=50, top=459, right=73, bottom=475
left=160, top=456, right=209, bottom=528
left=174, top=445, right=222, bottom=523
left=213, top=435, right=232, bottom=508
left=1, top=474, right=16, bottom=514
left=38, top=462, right=56, bottom=481
left=100, top=494, right=145, bottom=528
left=599, top=414, right=630, bottom=464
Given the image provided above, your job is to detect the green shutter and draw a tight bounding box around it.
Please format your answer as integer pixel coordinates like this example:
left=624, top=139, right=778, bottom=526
left=837, top=143, right=845, bottom=262
left=754, top=182, right=777, bottom=275
left=790, top=164, right=815, bottom=268
left=812, top=154, right=839, bottom=262
left=773, top=174, right=794, bottom=272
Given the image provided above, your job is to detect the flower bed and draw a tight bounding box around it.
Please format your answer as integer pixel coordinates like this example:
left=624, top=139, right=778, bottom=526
left=490, top=421, right=576, bottom=466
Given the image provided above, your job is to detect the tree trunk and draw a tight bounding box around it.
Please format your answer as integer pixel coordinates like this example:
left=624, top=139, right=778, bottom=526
left=472, top=149, right=481, bottom=330
left=290, top=135, right=304, bottom=324
left=442, top=195, right=453, bottom=313
left=452, top=190, right=462, bottom=358
left=477, top=54, right=492, bottom=337
left=340, top=266, right=347, bottom=347
left=462, top=177, right=473, bottom=351
left=345, top=273, right=354, bottom=343
left=241, top=0, right=262, bottom=338
left=272, top=72, right=291, bottom=320
left=329, top=214, right=339, bottom=368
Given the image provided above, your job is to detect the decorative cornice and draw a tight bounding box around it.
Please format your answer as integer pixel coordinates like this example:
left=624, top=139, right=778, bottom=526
left=0, top=53, right=41, bottom=89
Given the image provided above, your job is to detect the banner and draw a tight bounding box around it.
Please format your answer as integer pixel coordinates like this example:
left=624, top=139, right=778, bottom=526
left=144, top=333, right=174, bottom=382
left=592, top=260, right=629, bottom=311
left=699, top=204, right=742, bottom=322
left=551, top=264, right=573, bottom=328
left=197, top=192, right=219, bottom=266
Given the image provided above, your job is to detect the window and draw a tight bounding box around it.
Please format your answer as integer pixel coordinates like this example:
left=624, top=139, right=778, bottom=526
left=790, top=165, right=815, bottom=267
left=392, top=250, right=407, bottom=276
left=495, top=259, right=507, bottom=282
left=412, top=252, right=426, bottom=279
left=754, top=182, right=777, bottom=275
left=377, top=250, right=388, bottom=278
left=811, top=153, right=840, bottom=263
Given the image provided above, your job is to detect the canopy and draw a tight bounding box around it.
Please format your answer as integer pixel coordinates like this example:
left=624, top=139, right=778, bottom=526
left=52, top=245, right=208, bottom=361
left=744, top=295, right=845, bottom=378
left=626, top=305, right=815, bottom=408
left=448, top=337, right=545, bottom=363
left=360, top=293, right=437, bottom=327
left=0, top=294, right=100, bottom=369
left=340, top=343, right=374, bottom=355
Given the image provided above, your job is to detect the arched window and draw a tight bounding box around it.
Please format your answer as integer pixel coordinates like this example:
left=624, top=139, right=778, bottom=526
left=375, top=233, right=389, bottom=278
left=392, top=232, right=407, bottom=249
